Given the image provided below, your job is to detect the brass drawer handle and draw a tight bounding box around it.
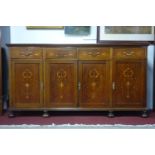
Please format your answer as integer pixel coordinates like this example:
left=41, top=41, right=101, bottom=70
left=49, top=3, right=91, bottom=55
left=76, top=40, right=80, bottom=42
left=20, top=48, right=33, bottom=57
left=20, top=51, right=33, bottom=56
left=87, top=51, right=101, bottom=57
left=123, top=50, right=134, bottom=56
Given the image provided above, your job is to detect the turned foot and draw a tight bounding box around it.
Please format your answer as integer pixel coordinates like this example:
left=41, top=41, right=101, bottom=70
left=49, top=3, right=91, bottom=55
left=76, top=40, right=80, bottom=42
left=108, top=111, right=114, bottom=118
left=8, top=111, right=15, bottom=118
left=42, top=111, right=49, bottom=117
left=142, top=110, right=148, bottom=118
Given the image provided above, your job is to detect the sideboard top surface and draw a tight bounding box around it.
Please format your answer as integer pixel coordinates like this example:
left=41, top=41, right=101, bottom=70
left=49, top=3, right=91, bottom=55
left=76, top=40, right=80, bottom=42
left=6, top=42, right=151, bottom=47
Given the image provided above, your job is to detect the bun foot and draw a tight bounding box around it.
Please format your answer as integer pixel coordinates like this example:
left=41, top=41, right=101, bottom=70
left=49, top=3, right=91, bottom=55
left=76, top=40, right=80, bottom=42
left=108, top=111, right=114, bottom=118
left=8, top=111, right=15, bottom=118
left=42, top=111, right=49, bottom=117
left=142, top=110, right=148, bottom=118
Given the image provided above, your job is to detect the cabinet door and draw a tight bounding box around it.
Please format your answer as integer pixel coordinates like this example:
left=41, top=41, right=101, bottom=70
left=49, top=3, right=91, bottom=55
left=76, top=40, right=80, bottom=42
left=10, top=60, right=43, bottom=109
left=45, top=60, right=77, bottom=108
left=112, top=60, right=146, bottom=108
left=79, top=61, right=111, bottom=108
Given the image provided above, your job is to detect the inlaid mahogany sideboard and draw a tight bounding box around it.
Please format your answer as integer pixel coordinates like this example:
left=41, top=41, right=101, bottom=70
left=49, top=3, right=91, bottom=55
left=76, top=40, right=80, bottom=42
left=7, top=44, right=148, bottom=117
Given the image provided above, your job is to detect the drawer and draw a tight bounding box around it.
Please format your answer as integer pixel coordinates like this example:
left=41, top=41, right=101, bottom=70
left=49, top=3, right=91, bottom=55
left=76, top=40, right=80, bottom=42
left=10, top=47, right=43, bottom=59
left=113, top=48, right=146, bottom=59
left=45, top=48, right=77, bottom=59
left=78, top=48, right=111, bottom=60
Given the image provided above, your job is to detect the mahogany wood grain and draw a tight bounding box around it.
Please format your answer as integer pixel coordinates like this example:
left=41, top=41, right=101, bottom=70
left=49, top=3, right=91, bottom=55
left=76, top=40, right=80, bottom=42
left=10, top=60, right=43, bottom=109
left=45, top=60, right=77, bottom=108
left=78, top=47, right=111, bottom=60
left=10, top=47, right=43, bottom=59
left=112, top=47, right=146, bottom=108
left=79, top=61, right=111, bottom=108
left=45, top=47, right=77, bottom=59
left=113, top=47, right=146, bottom=60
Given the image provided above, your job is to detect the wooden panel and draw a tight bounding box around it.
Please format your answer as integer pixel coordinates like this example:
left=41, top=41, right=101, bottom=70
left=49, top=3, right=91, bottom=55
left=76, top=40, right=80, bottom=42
left=45, top=60, right=77, bottom=108
left=10, top=60, right=43, bottom=108
left=112, top=60, right=146, bottom=108
left=45, top=48, right=77, bottom=59
left=78, top=48, right=111, bottom=60
left=10, top=47, right=43, bottom=59
left=79, top=61, right=111, bottom=108
left=113, top=47, right=146, bottom=59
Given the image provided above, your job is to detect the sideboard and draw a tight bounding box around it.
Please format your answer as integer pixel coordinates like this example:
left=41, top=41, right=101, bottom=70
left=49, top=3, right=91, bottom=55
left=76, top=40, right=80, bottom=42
left=7, top=44, right=148, bottom=117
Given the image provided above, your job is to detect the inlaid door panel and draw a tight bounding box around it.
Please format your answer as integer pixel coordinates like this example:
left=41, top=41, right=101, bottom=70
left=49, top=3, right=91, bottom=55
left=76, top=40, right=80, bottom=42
left=10, top=60, right=43, bottom=109
left=45, top=60, right=77, bottom=108
left=112, top=60, right=146, bottom=108
left=79, top=61, right=111, bottom=108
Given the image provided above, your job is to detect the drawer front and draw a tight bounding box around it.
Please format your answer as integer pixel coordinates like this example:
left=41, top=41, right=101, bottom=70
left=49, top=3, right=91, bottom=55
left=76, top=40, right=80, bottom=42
left=78, top=48, right=111, bottom=60
left=113, top=48, right=146, bottom=59
left=45, top=48, right=77, bottom=59
left=10, top=47, right=43, bottom=59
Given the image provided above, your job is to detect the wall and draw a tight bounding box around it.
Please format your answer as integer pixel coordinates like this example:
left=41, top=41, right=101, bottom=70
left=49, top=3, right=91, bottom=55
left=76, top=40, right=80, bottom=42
left=0, top=26, right=10, bottom=47
left=147, top=45, right=154, bottom=109
left=8, top=26, right=155, bottom=109
left=10, top=26, right=97, bottom=44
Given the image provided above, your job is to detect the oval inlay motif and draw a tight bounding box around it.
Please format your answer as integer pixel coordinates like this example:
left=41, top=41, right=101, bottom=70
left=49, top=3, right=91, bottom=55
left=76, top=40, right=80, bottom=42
left=123, top=67, right=134, bottom=78
left=22, top=69, right=33, bottom=79
left=57, top=69, right=67, bottom=80
left=89, top=69, right=100, bottom=79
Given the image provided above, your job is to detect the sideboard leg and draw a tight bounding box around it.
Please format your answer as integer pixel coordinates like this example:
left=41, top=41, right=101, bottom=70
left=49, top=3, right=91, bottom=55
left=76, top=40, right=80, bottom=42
left=8, top=111, right=15, bottom=117
left=108, top=111, right=114, bottom=118
left=42, top=110, right=49, bottom=118
left=142, top=110, right=148, bottom=118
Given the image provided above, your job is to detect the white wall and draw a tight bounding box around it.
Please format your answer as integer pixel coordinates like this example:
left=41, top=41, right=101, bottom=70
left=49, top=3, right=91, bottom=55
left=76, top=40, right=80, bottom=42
left=147, top=45, right=154, bottom=109
left=10, top=26, right=97, bottom=44
left=9, top=26, right=154, bottom=109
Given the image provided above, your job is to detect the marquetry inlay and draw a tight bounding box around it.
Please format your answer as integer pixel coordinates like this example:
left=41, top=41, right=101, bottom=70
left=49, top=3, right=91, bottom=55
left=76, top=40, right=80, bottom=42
left=89, top=69, right=100, bottom=79
left=123, top=67, right=134, bottom=78
left=123, top=50, right=134, bottom=56
left=122, top=67, right=134, bottom=99
left=88, top=68, right=101, bottom=100
left=22, top=69, right=33, bottom=100
left=8, top=45, right=146, bottom=111
left=57, top=69, right=67, bottom=80
left=126, top=81, right=131, bottom=98
left=22, top=69, right=33, bottom=79
left=56, top=69, right=67, bottom=100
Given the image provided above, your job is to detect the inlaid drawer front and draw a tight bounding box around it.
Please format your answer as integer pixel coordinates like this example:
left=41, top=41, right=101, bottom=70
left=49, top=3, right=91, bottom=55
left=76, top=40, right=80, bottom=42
left=78, top=48, right=111, bottom=60
left=45, top=48, right=77, bottom=59
left=113, top=48, right=146, bottom=59
left=10, top=47, right=43, bottom=59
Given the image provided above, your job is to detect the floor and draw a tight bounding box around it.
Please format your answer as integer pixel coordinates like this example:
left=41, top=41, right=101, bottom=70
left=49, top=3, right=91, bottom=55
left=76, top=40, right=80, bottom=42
left=0, top=111, right=155, bottom=125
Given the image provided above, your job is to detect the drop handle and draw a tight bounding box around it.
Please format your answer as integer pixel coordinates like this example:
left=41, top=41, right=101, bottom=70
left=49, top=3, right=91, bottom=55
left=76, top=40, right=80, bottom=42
left=78, top=82, right=81, bottom=90
left=40, top=82, right=44, bottom=90
left=20, top=52, right=33, bottom=56
left=112, top=82, right=115, bottom=90
left=123, top=51, right=134, bottom=56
